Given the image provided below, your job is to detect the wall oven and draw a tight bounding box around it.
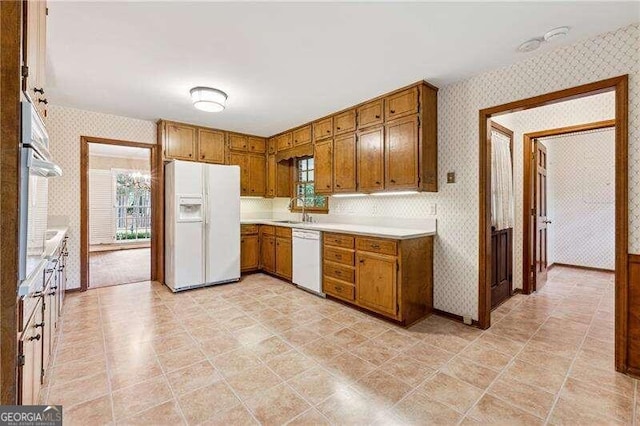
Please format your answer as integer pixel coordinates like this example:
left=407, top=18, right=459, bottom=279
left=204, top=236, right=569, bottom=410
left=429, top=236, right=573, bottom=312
left=18, top=102, right=62, bottom=296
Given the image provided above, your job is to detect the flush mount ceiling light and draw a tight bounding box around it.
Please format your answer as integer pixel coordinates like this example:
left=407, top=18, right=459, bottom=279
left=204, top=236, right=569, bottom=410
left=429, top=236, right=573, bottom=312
left=190, top=87, right=227, bottom=112
left=544, top=26, right=570, bottom=42
left=517, top=38, right=542, bottom=53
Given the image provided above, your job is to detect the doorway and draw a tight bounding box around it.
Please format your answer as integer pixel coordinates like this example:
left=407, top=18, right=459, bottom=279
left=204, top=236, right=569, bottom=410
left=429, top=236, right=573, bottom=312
left=478, top=75, right=630, bottom=374
left=80, top=137, right=160, bottom=290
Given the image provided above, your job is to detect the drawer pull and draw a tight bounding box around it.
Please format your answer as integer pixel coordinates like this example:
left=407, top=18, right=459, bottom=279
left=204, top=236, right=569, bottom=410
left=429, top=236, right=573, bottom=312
left=390, top=179, right=396, bottom=183
left=335, top=286, right=343, bottom=291
left=337, top=127, right=341, bottom=130
left=375, top=181, right=381, bottom=185
left=33, top=87, right=44, bottom=94
left=336, top=184, right=341, bottom=188
left=334, top=270, right=342, bottom=275
left=390, top=109, right=395, bottom=113
left=334, top=254, right=342, bottom=259
left=370, top=244, right=380, bottom=249
left=375, top=114, right=380, bottom=119
left=28, top=334, right=41, bottom=342
left=359, top=259, right=365, bottom=264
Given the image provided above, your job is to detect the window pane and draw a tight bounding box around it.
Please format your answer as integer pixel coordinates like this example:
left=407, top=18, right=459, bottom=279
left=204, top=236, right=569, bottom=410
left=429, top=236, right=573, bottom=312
left=308, top=157, right=314, bottom=169
left=307, top=170, right=314, bottom=182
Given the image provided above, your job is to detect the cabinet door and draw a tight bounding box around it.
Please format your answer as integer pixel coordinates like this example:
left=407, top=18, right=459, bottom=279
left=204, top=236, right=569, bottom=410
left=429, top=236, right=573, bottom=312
left=313, top=117, right=333, bottom=141
left=261, top=234, right=276, bottom=273
left=166, top=123, right=196, bottom=160
left=334, top=109, right=356, bottom=135
left=248, top=137, right=266, bottom=153
left=314, top=139, right=333, bottom=194
left=266, top=155, right=276, bottom=198
left=248, top=154, right=266, bottom=196
left=229, top=133, right=248, bottom=151
left=276, top=160, right=292, bottom=198
left=276, top=133, right=293, bottom=151
left=356, top=252, right=397, bottom=317
left=333, top=133, right=356, bottom=193
left=275, top=237, right=292, bottom=280
left=385, top=87, right=418, bottom=121
left=385, top=116, right=419, bottom=189
left=24, top=0, right=48, bottom=118
left=198, top=129, right=226, bottom=164
left=19, top=299, right=43, bottom=405
left=228, top=152, right=250, bottom=195
left=357, top=127, right=384, bottom=192
left=293, top=125, right=312, bottom=146
left=241, top=235, right=259, bottom=271
left=357, top=99, right=383, bottom=129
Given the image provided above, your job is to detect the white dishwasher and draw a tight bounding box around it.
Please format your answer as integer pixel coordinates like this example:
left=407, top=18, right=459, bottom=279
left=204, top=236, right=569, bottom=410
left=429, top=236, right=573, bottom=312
left=292, top=229, right=324, bottom=296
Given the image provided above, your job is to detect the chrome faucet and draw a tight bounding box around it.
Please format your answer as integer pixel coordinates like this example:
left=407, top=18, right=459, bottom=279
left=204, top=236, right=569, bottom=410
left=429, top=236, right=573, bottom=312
left=288, top=195, right=312, bottom=223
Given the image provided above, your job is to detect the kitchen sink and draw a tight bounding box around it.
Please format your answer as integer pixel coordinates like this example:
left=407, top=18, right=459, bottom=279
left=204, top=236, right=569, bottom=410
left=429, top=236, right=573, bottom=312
left=272, top=220, right=304, bottom=224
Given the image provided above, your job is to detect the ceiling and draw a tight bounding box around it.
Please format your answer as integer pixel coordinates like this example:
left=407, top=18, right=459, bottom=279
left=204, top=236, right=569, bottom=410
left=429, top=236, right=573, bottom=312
left=89, top=143, right=150, bottom=160
left=46, top=2, right=639, bottom=137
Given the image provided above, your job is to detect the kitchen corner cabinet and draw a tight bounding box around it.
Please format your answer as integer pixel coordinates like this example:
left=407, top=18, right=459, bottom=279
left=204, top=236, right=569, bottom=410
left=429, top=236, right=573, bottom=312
left=240, top=225, right=260, bottom=272
left=314, top=139, right=333, bottom=194
left=258, top=226, right=291, bottom=280
left=323, top=233, right=433, bottom=326
left=23, top=0, right=48, bottom=120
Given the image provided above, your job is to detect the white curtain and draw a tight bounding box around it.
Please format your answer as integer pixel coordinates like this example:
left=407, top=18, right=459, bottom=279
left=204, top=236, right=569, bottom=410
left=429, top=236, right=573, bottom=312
left=491, top=130, right=514, bottom=230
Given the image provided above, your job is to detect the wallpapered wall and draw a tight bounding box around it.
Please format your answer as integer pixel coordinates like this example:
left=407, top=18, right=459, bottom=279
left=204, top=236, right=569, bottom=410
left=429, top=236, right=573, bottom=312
left=493, top=92, right=615, bottom=290
left=544, top=128, right=616, bottom=271
left=47, top=106, right=157, bottom=289
left=433, top=24, right=638, bottom=319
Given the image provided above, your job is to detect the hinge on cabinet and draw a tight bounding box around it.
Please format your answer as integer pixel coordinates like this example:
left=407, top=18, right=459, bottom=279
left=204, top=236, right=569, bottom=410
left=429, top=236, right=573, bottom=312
left=531, top=208, right=535, bottom=216
left=21, top=65, right=29, bottom=78
left=46, top=7, right=49, bottom=15
left=18, top=354, right=25, bottom=367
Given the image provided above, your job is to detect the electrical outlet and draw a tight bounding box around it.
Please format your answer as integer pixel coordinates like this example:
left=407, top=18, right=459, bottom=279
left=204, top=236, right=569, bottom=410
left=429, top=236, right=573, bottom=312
left=447, top=172, right=456, bottom=183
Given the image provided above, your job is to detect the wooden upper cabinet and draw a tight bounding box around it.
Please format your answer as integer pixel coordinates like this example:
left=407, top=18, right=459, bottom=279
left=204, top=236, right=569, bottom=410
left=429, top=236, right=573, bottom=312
left=165, top=123, right=196, bottom=160
left=385, top=115, right=419, bottom=189
left=314, top=139, right=333, bottom=194
left=268, top=138, right=276, bottom=154
left=229, top=133, right=248, bottom=151
left=292, top=125, right=312, bottom=146
left=313, top=117, right=333, bottom=141
left=266, top=155, right=276, bottom=198
left=276, top=160, right=292, bottom=198
left=228, top=152, right=250, bottom=195
left=198, top=129, right=225, bottom=164
left=333, top=133, right=357, bottom=193
left=356, top=252, right=397, bottom=317
left=334, top=109, right=356, bottom=135
left=24, top=0, right=48, bottom=119
left=276, top=132, right=293, bottom=151
left=385, top=87, right=419, bottom=121
left=248, top=154, right=266, bottom=196
left=248, top=136, right=266, bottom=153
left=357, top=127, right=384, bottom=192
left=357, top=99, right=383, bottom=129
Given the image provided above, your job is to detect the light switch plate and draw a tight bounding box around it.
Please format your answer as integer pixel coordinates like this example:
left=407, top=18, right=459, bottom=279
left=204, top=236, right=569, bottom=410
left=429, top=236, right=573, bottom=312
left=447, top=172, right=456, bottom=183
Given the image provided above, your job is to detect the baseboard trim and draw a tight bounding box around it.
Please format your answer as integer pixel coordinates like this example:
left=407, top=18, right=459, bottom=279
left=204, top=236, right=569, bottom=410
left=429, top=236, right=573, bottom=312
left=433, top=308, right=480, bottom=328
left=548, top=262, right=614, bottom=273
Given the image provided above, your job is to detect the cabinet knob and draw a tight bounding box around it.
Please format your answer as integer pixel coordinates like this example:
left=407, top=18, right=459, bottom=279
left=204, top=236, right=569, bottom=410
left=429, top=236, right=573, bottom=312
left=359, top=259, right=365, bottom=264
left=188, top=153, right=192, bottom=157
left=326, top=130, right=330, bottom=133
left=390, top=109, right=395, bottom=114
left=375, top=181, right=381, bottom=185
left=201, top=155, right=205, bottom=159
left=33, top=87, right=44, bottom=95
left=326, top=185, right=330, bottom=188
left=337, top=127, right=341, bottom=130
left=375, top=115, right=380, bottom=119
left=336, top=184, right=341, bottom=188
left=390, top=179, right=396, bottom=183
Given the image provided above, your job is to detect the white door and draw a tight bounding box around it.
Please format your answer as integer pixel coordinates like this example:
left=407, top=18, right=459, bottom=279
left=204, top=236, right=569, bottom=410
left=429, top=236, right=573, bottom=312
left=205, top=165, right=240, bottom=283
left=89, top=169, right=115, bottom=245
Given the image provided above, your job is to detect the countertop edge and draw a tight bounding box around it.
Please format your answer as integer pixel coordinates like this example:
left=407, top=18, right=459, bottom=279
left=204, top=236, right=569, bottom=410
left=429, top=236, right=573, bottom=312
left=240, top=220, right=436, bottom=239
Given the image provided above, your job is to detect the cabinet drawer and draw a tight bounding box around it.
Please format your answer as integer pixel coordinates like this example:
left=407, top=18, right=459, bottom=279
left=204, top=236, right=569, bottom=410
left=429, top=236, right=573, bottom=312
left=323, top=233, right=354, bottom=249
left=261, top=225, right=275, bottom=236
left=323, top=246, right=354, bottom=266
left=323, top=261, right=355, bottom=283
left=385, top=87, right=418, bottom=121
left=357, top=99, right=384, bottom=129
left=356, top=237, right=397, bottom=255
left=334, top=109, right=356, bottom=135
left=323, top=277, right=355, bottom=301
left=313, top=117, right=333, bottom=141
left=241, top=224, right=259, bottom=235
left=275, top=227, right=292, bottom=238
left=292, top=125, right=312, bottom=146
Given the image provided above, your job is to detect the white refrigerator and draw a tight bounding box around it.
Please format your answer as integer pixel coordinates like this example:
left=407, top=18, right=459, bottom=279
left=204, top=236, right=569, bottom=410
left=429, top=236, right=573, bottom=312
left=165, top=160, right=240, bottom=291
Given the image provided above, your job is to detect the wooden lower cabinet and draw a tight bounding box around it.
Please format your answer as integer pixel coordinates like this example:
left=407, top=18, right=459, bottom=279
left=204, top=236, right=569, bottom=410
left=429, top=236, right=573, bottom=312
left=251, top=225, right=292, bottom=280
left=19, top=298, right=43, bottom=406
left=275, top=236, right=292, bottom=280
left=260, top=234, right=276, bottom=273
left=323, top=233, right=433, bottom=325
left=241, top=225, right=260, bottom=272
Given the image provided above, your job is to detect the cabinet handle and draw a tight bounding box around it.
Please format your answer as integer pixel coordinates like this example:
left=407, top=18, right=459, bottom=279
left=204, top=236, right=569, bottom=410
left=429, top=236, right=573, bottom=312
left=34, top=322, right=44, bottom=329
left=335, top=270, right=342, bottom=275
left=48, top=291, right=56, bottom=296
left=375, top=181, right=381, bottom=185
left=336, top=184, right=341, bottom=188
left=335, top=254, right=342, bottom=259
left=294, top=140, right=298, bottom=143
left=326, top=185, right=330, bottom=188
left=390, top=179, right=396, bottom=183
left=371, top=244, right=380, bottom=249
left=375, top=115, right=380, bottom=119
left=28, top=334, right=41, bottom=342
left=359, top=259, right=365, bottom=264
left=326, top=130, right=330, bottom=133
left=251, top=146, right=255, bottom=150
left=390, top=109, right=395, bottom=114
left=33, top=87, right=44, bottom=94
left=241, top=239, right=245, bottom=243
left=335, top=286, right=343, bottom=291
left=337, top=127, right=341, bottom=130
left=38, top=98, right=48, bottom=105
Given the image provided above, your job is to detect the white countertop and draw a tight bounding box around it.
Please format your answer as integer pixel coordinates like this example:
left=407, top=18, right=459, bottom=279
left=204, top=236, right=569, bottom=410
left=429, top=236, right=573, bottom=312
left=241, top=219, right=436, bottom=239
left=43, top=226, right=68, bottom=260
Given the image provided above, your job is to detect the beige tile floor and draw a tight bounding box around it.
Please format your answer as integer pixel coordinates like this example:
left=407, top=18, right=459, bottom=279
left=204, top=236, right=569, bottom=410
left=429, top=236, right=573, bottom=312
left=42, top=266, right=638, bottom=425
left=89, top=248, right=151, bottom=288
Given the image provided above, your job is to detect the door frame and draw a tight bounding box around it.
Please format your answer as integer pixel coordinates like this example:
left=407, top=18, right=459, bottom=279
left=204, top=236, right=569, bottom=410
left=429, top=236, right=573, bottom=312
left=522, top=119, right=616, bottom=294
left=80, top=136, right=161, bottom=291
left=478, top=75, right=629, bottom=374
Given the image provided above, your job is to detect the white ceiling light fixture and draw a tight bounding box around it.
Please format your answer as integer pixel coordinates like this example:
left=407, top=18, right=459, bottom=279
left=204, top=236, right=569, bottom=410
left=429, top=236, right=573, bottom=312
left=517, top=38, right=542, bottom=53
left=190, top=87, right=227, bottom=112
left=544, top=26, right=570, bottom=42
